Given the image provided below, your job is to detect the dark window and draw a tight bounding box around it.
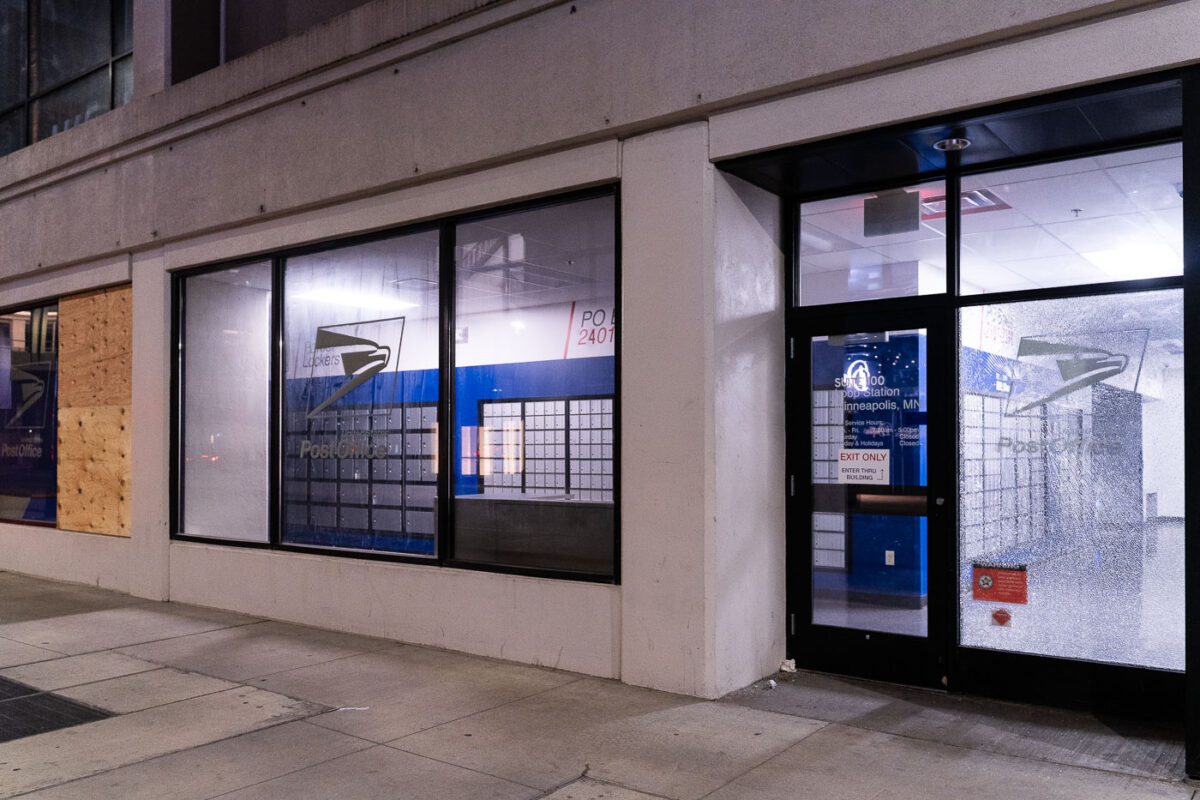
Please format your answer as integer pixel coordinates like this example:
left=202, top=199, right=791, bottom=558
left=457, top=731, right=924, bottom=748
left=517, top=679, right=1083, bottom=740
left=171, top=0, right=376, bottom=84
left=0, top=0, right=28, bottom=110
left=0, top=303, right=58, bottom=525
left=0, top=0, right=133, bottom=158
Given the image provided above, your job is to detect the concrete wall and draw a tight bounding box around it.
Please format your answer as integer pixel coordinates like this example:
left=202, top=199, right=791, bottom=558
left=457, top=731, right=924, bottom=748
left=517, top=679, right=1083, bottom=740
left=0, top=0, right=1172, bottom=282
left=3, top=0, right=1200, bottom=697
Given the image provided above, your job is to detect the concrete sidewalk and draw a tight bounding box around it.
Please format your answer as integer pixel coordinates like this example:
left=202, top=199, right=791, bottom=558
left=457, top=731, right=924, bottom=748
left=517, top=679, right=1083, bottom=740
left=0, top=570, right=1193, bottom=799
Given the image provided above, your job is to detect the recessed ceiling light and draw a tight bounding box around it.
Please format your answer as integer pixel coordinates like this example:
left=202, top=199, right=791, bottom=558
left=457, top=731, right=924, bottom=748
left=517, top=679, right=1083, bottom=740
left=933, top=137, right=971, bottom=152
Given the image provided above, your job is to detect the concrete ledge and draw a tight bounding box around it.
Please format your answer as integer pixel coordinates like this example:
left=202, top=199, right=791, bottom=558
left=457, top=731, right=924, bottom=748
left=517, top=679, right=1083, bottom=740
left=709, top=1, right=1200, bottom=160
left=0, top=255, right=131, bottom=309
left=160, top=138, right=620, bottom=271
left=0, top=523, right=131, bottom=592
left=169, top=541, right=621, bottom=678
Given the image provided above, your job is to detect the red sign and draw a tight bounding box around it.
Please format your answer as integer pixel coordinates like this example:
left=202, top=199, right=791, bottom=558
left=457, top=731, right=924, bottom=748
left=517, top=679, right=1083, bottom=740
left=992, top=609, right=1012, bottom=626
left=972, top=565, right=1028, bottom=604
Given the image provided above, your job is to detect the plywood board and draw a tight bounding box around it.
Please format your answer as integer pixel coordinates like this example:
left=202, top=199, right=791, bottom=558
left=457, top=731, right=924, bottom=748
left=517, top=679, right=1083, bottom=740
left=57, top=405, right=131, bottom=537
left=57, top=285, right=132, bottom=408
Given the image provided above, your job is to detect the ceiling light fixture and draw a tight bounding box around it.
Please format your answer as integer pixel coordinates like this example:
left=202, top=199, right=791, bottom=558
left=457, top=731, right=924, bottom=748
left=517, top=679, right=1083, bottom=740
left=933, top=137, right=971, bottom=152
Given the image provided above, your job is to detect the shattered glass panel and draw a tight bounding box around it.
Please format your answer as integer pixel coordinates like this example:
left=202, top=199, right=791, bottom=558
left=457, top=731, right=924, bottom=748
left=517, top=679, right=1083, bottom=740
left=958, top=290, right=1183, bottom=670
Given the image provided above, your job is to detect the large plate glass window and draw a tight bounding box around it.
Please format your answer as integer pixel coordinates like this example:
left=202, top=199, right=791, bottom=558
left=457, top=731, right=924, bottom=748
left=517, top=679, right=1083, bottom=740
left=453, top=193, right=617, bottom=575
left=178, top=263, right=271, bottom=542
left=798, top=180, right=946, bottom=306
left=282, top=230, right=440, bottom=556
left=958, top=289, right=1183, bottom=670
left=0, top=303, right=58, bottom=524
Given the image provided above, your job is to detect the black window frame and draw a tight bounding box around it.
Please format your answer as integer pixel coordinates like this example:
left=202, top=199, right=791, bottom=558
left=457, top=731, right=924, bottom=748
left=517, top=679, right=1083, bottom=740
left=0, top=0, right=133, bottom=157
left=170, top=185, right=621, bottom=585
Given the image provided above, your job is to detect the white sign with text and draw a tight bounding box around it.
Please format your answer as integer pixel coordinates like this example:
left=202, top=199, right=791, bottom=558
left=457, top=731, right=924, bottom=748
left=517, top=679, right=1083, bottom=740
left=836, top=449, right=890, bottom=484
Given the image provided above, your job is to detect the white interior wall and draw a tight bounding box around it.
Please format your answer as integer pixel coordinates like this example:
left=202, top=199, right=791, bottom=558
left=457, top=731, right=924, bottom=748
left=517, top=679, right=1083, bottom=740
left=1143, top=347, right=1186, bottom=519
left=181, top=277, right=271, bottom=541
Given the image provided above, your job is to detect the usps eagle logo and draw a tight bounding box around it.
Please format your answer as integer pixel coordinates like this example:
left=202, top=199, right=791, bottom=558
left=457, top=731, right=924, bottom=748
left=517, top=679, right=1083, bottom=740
left=305, top=317, right=406, bottom=419
left=1004, top=329, right=1147, bottom=416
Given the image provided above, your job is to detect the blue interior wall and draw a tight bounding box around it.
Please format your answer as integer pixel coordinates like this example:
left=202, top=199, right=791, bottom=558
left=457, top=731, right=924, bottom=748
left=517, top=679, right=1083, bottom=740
left=279, top=356, right=614, bottom=552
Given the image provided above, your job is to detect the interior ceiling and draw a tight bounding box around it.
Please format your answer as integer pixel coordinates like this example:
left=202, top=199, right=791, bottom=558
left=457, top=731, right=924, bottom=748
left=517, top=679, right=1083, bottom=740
left=799, top=142, right=1182, bottom=294
left=276, top=196, right=615, bottom=318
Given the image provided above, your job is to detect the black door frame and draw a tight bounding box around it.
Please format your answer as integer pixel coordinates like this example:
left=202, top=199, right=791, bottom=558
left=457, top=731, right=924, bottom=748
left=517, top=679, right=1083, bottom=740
left=788, top=302, right=955, bottom=689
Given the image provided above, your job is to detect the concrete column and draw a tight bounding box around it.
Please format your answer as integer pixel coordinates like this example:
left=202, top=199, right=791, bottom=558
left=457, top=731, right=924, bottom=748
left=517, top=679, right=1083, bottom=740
left=620, top=123, right=787, bottom=698
left=133, top=0, right=169, bottom=98
left=621, top=122, right=718, bottom=697
left=129, top=252, right=171, bottom=600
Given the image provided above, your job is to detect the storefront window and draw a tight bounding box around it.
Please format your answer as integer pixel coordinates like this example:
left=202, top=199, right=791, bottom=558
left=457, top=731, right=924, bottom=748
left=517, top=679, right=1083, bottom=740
left=958, top=290, right=1184, bottom=670
left=281, top=230, right=440, bottom=556
left=797, top=180, right=946, bottom=306
left=175, top=191, right=618, bottom=579
left=453, top=194, right=617, bottom=574
left=0, top=303, right=58, bottom=524
left=179, top=264, right=271, bottom=542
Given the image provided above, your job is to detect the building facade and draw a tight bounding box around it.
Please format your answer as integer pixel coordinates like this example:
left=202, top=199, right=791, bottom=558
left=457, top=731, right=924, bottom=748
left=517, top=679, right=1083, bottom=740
left=2, top=0, right=1199, bottom=771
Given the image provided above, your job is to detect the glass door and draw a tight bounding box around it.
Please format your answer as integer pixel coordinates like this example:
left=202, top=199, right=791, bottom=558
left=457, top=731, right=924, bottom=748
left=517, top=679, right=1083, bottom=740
left=790, top=309, right=951, bottom=687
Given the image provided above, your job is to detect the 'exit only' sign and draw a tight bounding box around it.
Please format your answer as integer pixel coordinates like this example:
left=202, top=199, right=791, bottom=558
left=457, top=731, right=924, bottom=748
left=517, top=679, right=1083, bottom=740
left=836, top=449, right=890, bottom=485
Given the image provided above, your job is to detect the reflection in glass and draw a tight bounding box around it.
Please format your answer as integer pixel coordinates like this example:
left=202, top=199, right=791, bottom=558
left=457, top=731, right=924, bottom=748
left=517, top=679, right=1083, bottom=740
left=960, top=143, right=1182, bottom=293
left=31, top=69, right=107, bottom=142
left=0, top=304, right=58, bottom=524
left=810, top=329, right=929, bottom=636
left=0, top=0, right=27, bottom=109
left=282, top=230, right=440, bottom=556
left=114, top=56, right=133, bottom=108
left=0, top=108, right=23, bottom=157
left=181, top=264, right=272, bottom=542
left=32, top=0, right=109, bottom=92
left=114, top=0, right=133, bottom=54
left=958, top=290, right=1183, bottom=669
left=453, top=194, right=617, bottom=574
left=797, top=181, right=946, bottom=306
